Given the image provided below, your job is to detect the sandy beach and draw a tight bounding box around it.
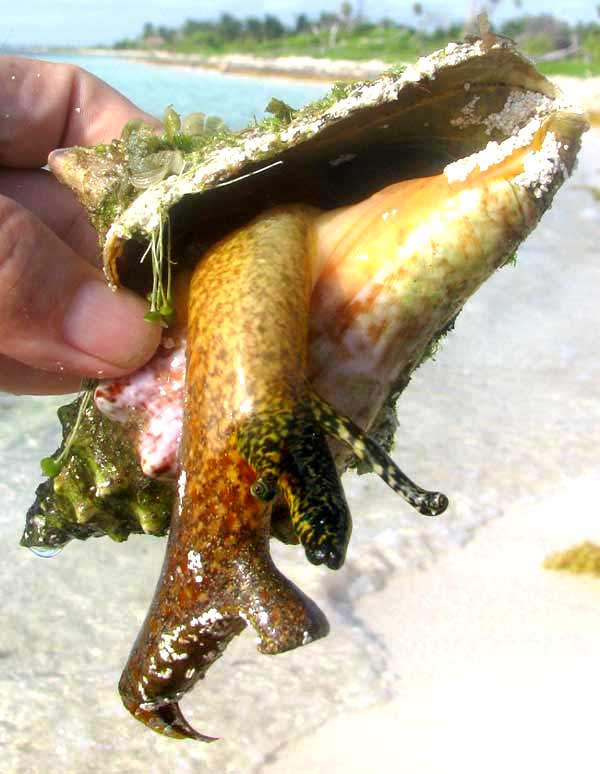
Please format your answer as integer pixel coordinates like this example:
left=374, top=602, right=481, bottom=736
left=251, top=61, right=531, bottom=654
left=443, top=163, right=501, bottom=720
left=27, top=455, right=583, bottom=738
left=264, top=474, right=600, bottom=773
left=78, top=47, right=390, bottom=82
left=0, top=59, right=599, bottom=774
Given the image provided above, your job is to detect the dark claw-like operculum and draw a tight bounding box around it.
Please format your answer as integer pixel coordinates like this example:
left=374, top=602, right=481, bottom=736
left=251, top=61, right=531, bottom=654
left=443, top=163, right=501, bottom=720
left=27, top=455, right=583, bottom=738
left=119, top=612, right=247, bottom=742
left=309, top=391, right=449, bottom=517
left=135, top=700, right=218, bottom=743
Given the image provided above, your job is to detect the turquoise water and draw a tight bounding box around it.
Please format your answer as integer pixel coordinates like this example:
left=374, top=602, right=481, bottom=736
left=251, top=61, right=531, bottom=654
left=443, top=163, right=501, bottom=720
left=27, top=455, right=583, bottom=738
left=36, top=53, right=330, bottom=128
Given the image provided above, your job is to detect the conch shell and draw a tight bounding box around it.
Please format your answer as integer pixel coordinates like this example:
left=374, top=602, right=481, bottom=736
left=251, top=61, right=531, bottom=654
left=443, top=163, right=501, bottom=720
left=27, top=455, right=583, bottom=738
left=23, top=38, right=587, bottom=740
left=28, top=38, right=587, bottom=552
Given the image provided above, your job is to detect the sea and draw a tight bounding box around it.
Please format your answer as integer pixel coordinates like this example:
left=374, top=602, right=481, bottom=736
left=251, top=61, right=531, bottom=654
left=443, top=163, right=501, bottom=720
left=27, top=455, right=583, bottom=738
left=34, top=52, right=331, bottom=127
left=1, top=52, right=599, bottom=773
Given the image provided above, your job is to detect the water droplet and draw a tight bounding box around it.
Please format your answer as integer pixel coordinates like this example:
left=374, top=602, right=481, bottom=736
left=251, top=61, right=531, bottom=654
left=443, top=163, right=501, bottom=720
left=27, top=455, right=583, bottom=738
left=28, top=545, right=63, bottom=559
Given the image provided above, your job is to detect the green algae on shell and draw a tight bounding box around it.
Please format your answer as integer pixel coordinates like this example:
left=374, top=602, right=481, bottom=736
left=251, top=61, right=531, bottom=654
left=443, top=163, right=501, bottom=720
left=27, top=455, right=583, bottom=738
left=22, top=395, right=173, bottom=552
left=36, top=38, right=588, bottom=549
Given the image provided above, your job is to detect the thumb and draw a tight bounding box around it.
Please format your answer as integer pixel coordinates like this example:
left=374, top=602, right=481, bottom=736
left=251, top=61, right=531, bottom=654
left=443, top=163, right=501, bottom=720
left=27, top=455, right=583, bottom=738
left=0, top=195, right=160, bottom=379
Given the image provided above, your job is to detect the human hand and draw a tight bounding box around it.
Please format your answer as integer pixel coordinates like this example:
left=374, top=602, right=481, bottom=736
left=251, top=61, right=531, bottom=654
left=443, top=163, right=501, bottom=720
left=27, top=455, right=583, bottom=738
left=0, top=56, right=161, bottom=395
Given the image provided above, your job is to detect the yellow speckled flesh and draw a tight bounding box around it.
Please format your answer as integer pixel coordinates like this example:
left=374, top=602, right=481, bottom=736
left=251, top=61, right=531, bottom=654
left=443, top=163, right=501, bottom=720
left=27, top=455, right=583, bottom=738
left=276, top=401, right=353, bottom=566
left=117, top=205, right=449, bottom=740
left=119, top=206, right=333, bottom=740
left=309, top=391, right=448, bottom=516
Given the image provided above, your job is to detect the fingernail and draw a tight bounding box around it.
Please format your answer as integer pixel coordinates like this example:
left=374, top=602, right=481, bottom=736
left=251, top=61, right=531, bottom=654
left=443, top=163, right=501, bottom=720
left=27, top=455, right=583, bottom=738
left=64, top=280, right=160, bottom=370
left=48, top=147, right=80, bottom=185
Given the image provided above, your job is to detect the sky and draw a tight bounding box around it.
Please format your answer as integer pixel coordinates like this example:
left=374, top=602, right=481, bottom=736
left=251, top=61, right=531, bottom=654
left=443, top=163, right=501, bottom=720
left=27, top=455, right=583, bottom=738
left=3, top=0, right=599, bottom=48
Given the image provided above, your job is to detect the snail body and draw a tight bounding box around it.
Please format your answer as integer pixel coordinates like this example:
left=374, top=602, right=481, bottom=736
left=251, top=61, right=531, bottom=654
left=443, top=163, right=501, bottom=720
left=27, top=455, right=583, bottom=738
left=119, top=205, right=447, bottom=738
left=119, top=206, right=328, bottom=740
left=32, top=41, right=586, bottom=742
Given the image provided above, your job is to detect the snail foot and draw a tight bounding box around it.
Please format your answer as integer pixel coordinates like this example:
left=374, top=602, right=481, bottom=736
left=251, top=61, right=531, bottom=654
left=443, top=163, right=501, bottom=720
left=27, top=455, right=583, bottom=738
left=237, top=554, right=330, bottom=654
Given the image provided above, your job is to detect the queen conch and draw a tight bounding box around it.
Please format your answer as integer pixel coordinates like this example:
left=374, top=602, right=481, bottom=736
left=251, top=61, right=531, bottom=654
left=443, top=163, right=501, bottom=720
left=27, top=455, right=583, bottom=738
left=23, top=38, right=587, bottom=740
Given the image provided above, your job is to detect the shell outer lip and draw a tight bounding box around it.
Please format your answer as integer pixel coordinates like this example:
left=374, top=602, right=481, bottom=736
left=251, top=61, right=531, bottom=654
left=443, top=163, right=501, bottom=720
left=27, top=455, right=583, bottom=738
left=102, top=38, right=567, bottom=287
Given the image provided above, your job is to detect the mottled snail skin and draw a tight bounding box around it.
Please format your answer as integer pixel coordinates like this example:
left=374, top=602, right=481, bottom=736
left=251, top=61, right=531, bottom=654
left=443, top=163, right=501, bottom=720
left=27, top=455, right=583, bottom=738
left=215, top=205, right=356, bottom=569
left=119, top=207, right=333, bottom=740
left=275, top=411, right=353, bottom=561
left=101, top=208, right=447, bottom=572
left=309, top=391, right=448, bottom=516
left=119, top=205, right=449, bottom=739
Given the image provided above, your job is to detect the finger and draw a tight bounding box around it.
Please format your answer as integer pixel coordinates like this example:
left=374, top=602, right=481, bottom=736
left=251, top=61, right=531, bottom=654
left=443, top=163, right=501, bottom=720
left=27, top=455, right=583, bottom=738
left=0, top=55, right=160, bottom=168
left=0, top=354, right=82, bottom=395
left=0, top=194, right=160, bottom=378
left=0, top=168, right=98, bottom=262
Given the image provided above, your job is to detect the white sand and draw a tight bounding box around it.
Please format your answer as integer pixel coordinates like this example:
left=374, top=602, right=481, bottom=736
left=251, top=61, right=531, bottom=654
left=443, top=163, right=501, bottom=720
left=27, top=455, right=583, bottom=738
left=81, top=48, right=389, bottom=81
left=264, top=474, right=600, bottom=773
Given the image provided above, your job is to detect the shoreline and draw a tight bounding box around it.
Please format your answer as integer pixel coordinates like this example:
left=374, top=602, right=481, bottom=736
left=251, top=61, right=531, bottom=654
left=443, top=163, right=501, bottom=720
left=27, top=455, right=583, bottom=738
left=74, top=47, right=395, bottom=83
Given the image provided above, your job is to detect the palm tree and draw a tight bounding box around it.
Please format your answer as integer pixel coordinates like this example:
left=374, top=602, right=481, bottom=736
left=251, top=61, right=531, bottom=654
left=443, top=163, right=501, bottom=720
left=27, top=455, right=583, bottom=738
left=341, top=2, right=353, bottom=29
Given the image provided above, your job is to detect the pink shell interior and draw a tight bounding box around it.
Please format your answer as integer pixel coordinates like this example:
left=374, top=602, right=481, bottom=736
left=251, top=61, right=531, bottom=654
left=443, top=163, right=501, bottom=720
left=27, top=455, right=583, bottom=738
left=95, top=341, right=186, bottom=479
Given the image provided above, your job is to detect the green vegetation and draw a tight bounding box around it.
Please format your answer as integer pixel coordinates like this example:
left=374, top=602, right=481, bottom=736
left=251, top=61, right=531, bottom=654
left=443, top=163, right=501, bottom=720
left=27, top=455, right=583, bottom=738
left=40, top=380, right=96, bottom=476
left=116, top=18, right=457, bottom=62
left=538, top=58, right=600, bottom=77
left=113, top=8, right=600, bottom=76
